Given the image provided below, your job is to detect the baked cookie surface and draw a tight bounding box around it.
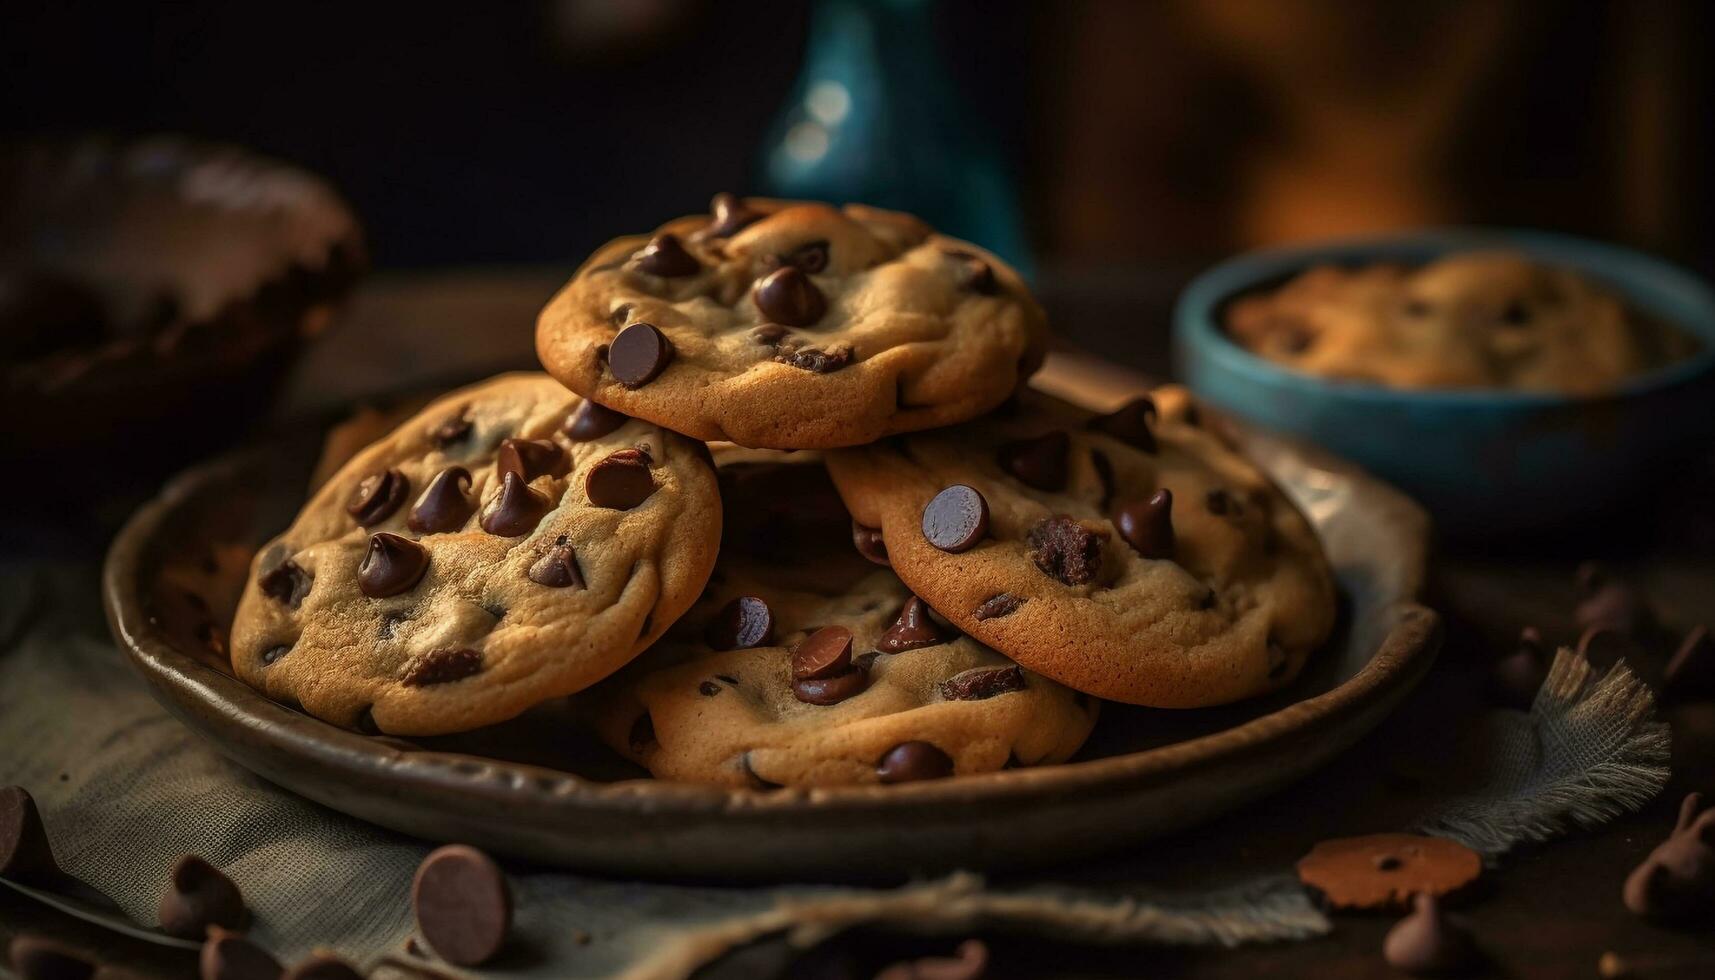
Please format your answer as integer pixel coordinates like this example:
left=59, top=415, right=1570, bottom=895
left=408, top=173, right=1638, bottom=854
left=1224, top=251, right=1698, bottom=393
left=825, top=388, right=1337, bottom=708
left=535, top=195, right=1048, bottom=448
left=230, top=373, right=721, bottom=735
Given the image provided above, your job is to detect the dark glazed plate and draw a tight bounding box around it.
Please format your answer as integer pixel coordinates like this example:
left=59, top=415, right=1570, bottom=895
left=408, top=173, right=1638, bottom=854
left=102, top=353, right=1438, bottom=880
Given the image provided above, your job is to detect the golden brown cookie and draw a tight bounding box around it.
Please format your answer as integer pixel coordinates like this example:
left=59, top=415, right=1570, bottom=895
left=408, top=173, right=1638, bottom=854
left=824, top=387, right=1336, bottom=708
left=229, top=373, right=721, bottom=735
left=1296, top=834, right=1482, bottom=910
left=535, top=195, right=1048, bottom=449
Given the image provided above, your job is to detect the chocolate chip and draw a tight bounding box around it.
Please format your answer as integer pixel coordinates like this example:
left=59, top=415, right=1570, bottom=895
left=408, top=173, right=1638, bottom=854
left=9, top=936, right=94, bottom=980
left=480, top=472, right=549, bottom=536
left=852, top=522, right=889, bottom=565
left=973, top=593, right=1025, bottom=620
left=774, top=343, right=852, bottom=373
left=357, top=532, right=429, bottom=598
left=921, top=485, right=988, bottom=553
left=402, top=648, right=482, bottom=687
left=1088, top=397, right=1158, bottom=453
left=281, top=955, right=363, bottom=980
left=258, top=558, right=310, bottom=608
left=753, top=266, right=826, bottom=327
left=634, top=233, right=699, bottom=277
left=608, top=322, right=674, bottom=388
left=430, top=413, right=472, bottom=447
left=698, top=681, right=721, bottom=697
left=562, top=400, right=628, bottom=441
left=1027, top=515, right=1104, bottom=585
left=1114, top=489, right=1174, bottom=559
left=405, top=467, right=473, bottom=534
left=261, top=644, right=291, bottom=665
left=779, top=240, right=829, bottom=274
left=943, top=248, right=998, bottom=294
left=702, top=192, right=762, bottom=238
left=158, top=854, right=245, bottom=938
left=878, top=596, right=944, bottom=653
left=496, top=438, right=568, bottom=482
left=705, top=596, right=774, bottom=651
left=199, top=927, right=281, bottom=980
left=412, top=844, right=512, bottom=967
left=876, top=741, right=954, bottom=783
left=1382, top=894, right=1480, bottom=976
left=527, top=538, right=584, bottom=588
left=941, top=665, right=1026, bottom=701
left=0, top=786, right=59, bottom=883
left=791, top=667, right=868, bottom=706
left=997, top=431, right=1069, bottom=491
left=345, top=469, right=409, bottom=527
left=585, top=448, right=656, bottom=510
left=792, top=626, right=853, bottom=680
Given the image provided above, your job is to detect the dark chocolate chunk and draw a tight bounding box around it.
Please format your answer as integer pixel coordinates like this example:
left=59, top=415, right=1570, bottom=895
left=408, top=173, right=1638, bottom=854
left=792, top=626, right=853, bottom=680
left=527, top=538, right=584, bottom=589
left=997, top=431, right=1070, bottom=492
left=430, top=413, right=472, bottom=447
left=480, top=472, right=549, bottom=536
left=258, top=558, right=311, bottom=609
left=941, top=665, right=1026, bottom=701
left=774, top=343, right=851, bottom=373
left=1027, top=515, right=1104, bottom=586
left=876, top=741, right=954, bottom=783
left=281, top=955, right=362, bottom=980
left=199, top=927, right=281, bottom=980
left=158, top=854, right=246, bottom=938
left=1088, top=397, right=1158, bottom=453
left=779, top=240, right=829, bottom=274
left=943, top=248, right=998, bottom=294
left=412, top=844, right=513, bottom=967
left=921, top=485, right=989, bottom=553
left=0, top=786, right=60, bottom=883
left=496, top=438, right=568, bottom=483
left=702, top=192, right=762, bottom=238
left=1382, top=894, right=1480, bottom=976
left=408, top=467, right=474, bottom=534
left=357, top=533, right=429, bottom=598
left=753, top=266, right=826, bottom=327
left=973, top=593, right=1025, bottom=621
left=1663, top=625, right=1715, bottom=701
left=345, top=469, right=409, bottom=527
left=698, top=681, right=721, bottom=697
left=1114, top=489, right=1174, bottom=560
left=402, top=648, right=483, bottom=688
left=852, top=522, right=889, bottom=565
left=585, top=448, right=656, bottom=510
left=1624, top=792, right=1715, bottom=921
left=562, top=400, right=627, bottom=441
left=9, top=936, right=94, bottom=980
left=705, top=596, right=774, bottom=651
left=634, top=233, right=699, bottom=277
left=1488, top=626, right=1547, bottom=708
left=609, top=322, right=674, bottom=388
left=878, top=597, right=944, bottom=653
left=790, top=667, right=868, bottom=706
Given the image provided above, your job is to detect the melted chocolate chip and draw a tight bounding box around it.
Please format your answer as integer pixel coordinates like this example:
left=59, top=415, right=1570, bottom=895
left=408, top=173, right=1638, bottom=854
left=791, top=626, right=853, bottom=680
left=0, top=786, right=60, bottom=883
left=774, top=342, right=852, bottom=373
left=562, top=400, right=628, bottom=441
left=412, top=844, right=513, bottom=967
left=1114, top=489, right=1174, bottom=560
left=1027, top=516, right=1104, bottom=585
left=345, top=469, right=409, bottom=527
left=609, top=322, right=674, bottom=388
left=357, top=533, right=429, bottom=598
left=922, top=485, right=989, bottom=553
left=753, top=266, right=826, bottom=327
left=943, top=248, right=998, bottom=294
left=258, top=557, right=311, bottom=608
left=497, top=438, right=568, bottom=483
left=402, top=648, right=483, bottom=687
left=941, top=665, right=1026, bottom=701
left=158, top=854, right=246, bottom=938
left=585, top=448, right=657, bottom=510
left=791, top=668, right=868, bottom=706
left=430, top=413, right=472, bottom=447
left=408, top=466, right=474, bottom=533
left=480, top=472, right=549, bottom=537
left=878, top=596, right=944, bottom=653
left=634, top=233, right=699, bottom=277
left=702, top=192, right=762, bottom=238
left=997, top=431, right=1069, bottom=491
left=852, top=521, right=889, bottom=565
left=876, top=741, right=954, bottom=783
left=974, top=593, right=1025, bottom=620
left=1088, top=397, right=1158, bottom=453
left=527, top=538, right=584, bottom=588
left=705, top=596, right=774, bottom=651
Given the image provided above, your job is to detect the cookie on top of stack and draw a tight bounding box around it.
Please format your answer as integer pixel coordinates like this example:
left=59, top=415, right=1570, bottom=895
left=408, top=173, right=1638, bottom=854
left=229, top=195, right=1337, bottom=787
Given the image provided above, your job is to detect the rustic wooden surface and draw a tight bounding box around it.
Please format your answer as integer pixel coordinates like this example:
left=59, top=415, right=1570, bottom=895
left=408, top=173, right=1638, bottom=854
left=4, top=269, right=1713, bottom=978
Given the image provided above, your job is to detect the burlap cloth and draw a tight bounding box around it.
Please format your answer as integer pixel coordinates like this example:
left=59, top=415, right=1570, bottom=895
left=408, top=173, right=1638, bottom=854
left=0, top=558, right=1667, bottom=979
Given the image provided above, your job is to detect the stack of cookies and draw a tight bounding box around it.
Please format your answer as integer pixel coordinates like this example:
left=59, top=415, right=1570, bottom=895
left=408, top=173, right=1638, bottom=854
left=229, top=196, right=1337, bottom=788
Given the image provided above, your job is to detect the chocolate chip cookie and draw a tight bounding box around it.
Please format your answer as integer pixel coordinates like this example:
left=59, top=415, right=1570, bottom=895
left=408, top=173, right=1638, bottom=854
left=535, top=195, right=1048, bottom=448
left=229, top=373, right=721, bottom=735
left=824, top=388, right=1336, bottom=707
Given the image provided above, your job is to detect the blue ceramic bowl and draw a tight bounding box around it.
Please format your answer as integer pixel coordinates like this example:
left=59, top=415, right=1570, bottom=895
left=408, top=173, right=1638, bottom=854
left=1173, top=230, right=1715, bottom=534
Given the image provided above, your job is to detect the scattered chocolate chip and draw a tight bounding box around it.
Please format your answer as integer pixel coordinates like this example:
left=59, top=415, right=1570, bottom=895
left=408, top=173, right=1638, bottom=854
left=357, top=533, right=430, bottom=598
left=705, top=596, right=774, bottom=651
left=158, top=854, right=246, bottom=938
left=281, top=954, right=362, bottom=980
left=407, top=467, right=474, bottom=534
left=527, top=538, right=585, bottom=588
left=779, top=240, right=829, bottom=274
left=562, top=400, right=628, bottom=441
left=585, top=448, right=657, bottom=510
left=943, top=248, right=998, bottom=294
left=199, top=927, right=280, bottom=980
left=1383, top=893, right=1480, bottom=976
left=753, top=266, right=826, bottom=327
left=1088, top=397, right=1158, bottom=453
left=974, top=593, right=1025, bottom=621
left=941, top=666, right=1026, bottom=701
left=496, top=438, right=568, bottom=482
left=1114, top=489, right=1174, bottom=560
left=851, top=522, right=889, bottom=565
left=258, top=558, right=311, bottom=609
left=1296, top=833, right=1482, bottom=910
left=480, top=472, right=549, bottom=536
left=792, top=626, right=854, bottom=680
left=921, top=485, right=989, bottom=553
left=997, top=431, right=1070, bottom=492
left=412, top=845, right=513, bottom=967
left=876, top=741, right=954, bottom=784
left=698, top=681, right=721, bottom=697
left=608, top=322, right=674, bottom=388
left=1027, top=515, right=1104, bottom=586
left=634, top=233, right=699, bottom=277
left=1624, top=792, right=1715, bottom=921
left=9, top=936, right=93, bottom=980
left=774, top=342, right=851, bottom=373
left=1489, top=626, right=1548, bottom=708
left=791, top=665, right=868, bottom=706
left=1574, top=562, right=1655, bottom=638
left=345, top=469, right=409, bottom=527
left=402, top=648, right=483, bottom=687
left=430, top=413, right=472, bottom=447
left=702, top=192, right=762, bottom=238
left=1663, top=626, right=1715, bottom=701
left=0, top=786, right=60, bottom=883
left=878, top=596, right=945, bottom=653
